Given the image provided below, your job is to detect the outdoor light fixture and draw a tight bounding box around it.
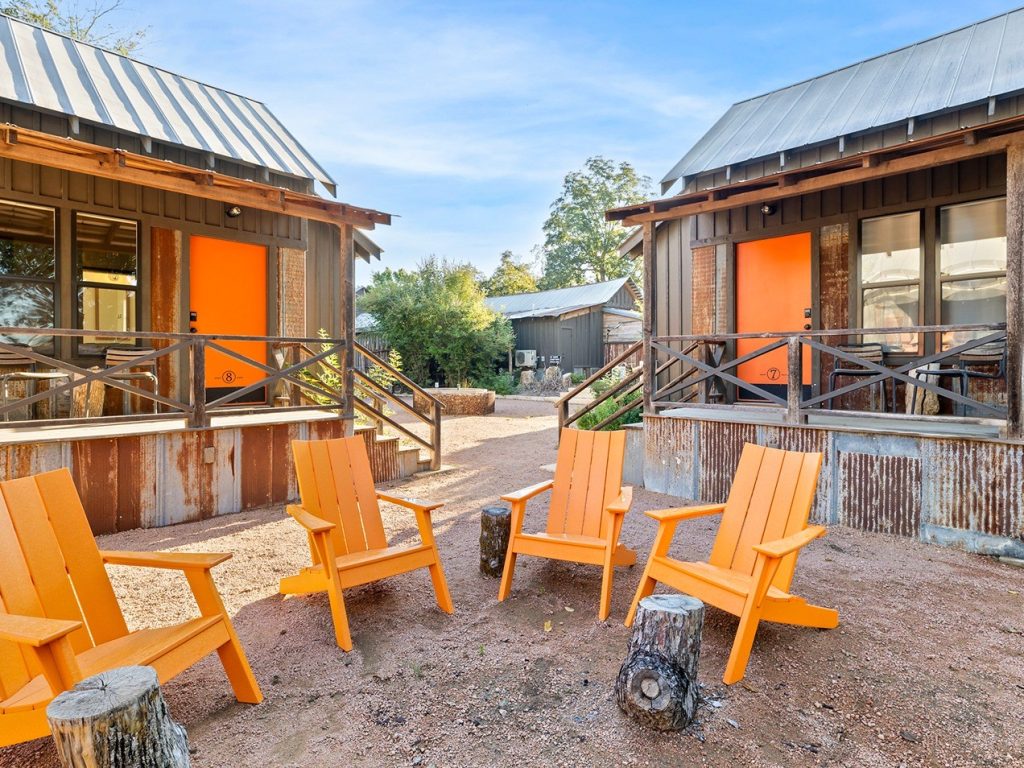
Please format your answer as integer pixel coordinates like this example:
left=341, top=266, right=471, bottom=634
left=760, top=202, right=777, bottom=215
left=225, top=205, right=243, bottom=218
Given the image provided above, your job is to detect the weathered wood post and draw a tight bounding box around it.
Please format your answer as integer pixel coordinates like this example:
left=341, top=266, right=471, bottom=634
left=480, top=504, right=512, bottom=577
left=46, top=666, right=190, bottom=768
left=1006, top=142, right=1024, bottom=438
left=615, top=594, right=704, bottom=731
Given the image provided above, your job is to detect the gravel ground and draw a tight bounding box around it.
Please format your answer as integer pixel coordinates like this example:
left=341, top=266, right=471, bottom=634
left=3, top=399, right=1023, bottom=767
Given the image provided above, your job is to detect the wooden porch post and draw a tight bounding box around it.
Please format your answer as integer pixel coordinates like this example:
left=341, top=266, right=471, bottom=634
left=1007, top=144, right=1024, bottom=438
left=642, top=221, right=656, bottom=414
left=339, top=223, right=355, bottom=435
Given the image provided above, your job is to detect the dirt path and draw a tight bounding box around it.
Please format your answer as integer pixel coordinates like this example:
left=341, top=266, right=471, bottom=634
left=3, top=399, right=1023, bottom=767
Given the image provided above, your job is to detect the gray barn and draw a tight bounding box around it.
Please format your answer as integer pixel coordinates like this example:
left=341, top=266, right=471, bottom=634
left=485, top=278, right=641, bottom=373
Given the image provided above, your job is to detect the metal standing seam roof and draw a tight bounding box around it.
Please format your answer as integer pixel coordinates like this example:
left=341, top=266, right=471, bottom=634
left=484, top=277, right=637, bottom=320
left=0, top=13, right=337, bottom=192
left=661, top=7, right=1024, bottom=191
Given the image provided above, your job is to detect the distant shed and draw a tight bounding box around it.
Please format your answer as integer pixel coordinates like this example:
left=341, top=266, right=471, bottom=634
left=485, top=278, right=642, bottom=373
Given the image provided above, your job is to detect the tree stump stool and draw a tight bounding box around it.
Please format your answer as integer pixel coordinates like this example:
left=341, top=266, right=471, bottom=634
left=615, top=594, right=704, bottom=731
left=46, top=666, right=190, bottom=768
left=480, top=504, right=512, bottom=577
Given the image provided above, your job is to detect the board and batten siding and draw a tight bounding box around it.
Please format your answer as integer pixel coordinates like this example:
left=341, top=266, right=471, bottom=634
left=653, top=154, right=1007, bottom=342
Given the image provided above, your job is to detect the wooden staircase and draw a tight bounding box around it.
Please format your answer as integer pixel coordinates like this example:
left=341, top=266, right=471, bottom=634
left=278, top=340, right=443, bottom=480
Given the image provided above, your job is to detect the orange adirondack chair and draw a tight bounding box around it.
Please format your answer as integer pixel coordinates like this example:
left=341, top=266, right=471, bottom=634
left=0, top=469, right=261, bottom=748
left=278, top=436, right=453, bottom=650
left=498, top=429, right=635, bottom=620
left=626, top=443, right=839, bottom=684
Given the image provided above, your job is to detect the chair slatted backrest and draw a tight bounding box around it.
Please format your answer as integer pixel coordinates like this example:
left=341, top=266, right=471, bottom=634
left=0, top=345, right=35, bottom=369
left=0, top=469, right=128, bottom=701
left=708, top=443, right=822, bottom=591
left=836, top=343, right=884, bottom=367
left=292, top=437, right=388, bottom=557
left=546, top=429, right=626, bottom=539
left=105, top=347, right=156, bottom=370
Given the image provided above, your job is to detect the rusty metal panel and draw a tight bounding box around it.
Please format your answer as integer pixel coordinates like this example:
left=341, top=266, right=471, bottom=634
left=70, top=439, right=119, bottom=534
left=118, top=435, right=155, bottom=531
left=305, top=419, right=345, bottom=442
left=367, top=434, right=401, bottom=483
left=154, top=431, right=210, bottom=526
left=698, top=421, right=759, bottom=502
left=0, top=442, right=66, bottom=479
left=643, top=415, right=697, bottom=499
left=240, top=425, right=273, bottom=509
left=208, top=428, right=237, bottom=517
left=923, top=440, right=1024, bottom=539
left=239, top=424, right=295, bottom=509
left=838, top=451, right=922, bottom=537
left=759, top=425, right=832, bottom=524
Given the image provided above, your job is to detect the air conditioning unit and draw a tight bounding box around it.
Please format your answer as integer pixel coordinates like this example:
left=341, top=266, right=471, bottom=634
left=515, top=349, right=537, bottom=368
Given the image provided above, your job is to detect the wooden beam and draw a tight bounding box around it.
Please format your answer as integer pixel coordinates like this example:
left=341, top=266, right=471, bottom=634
left=1006, top=142, right=1024, bottom=438
left=0, top=125, right=390, bottom=230
left=642, top=221, right=656, bottom=415
left=619, top=131, right=1021, bottom=226
left=339, top=223, right=356, bottom=435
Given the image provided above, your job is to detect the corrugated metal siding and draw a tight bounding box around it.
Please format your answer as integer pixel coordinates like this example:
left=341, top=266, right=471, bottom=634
left=643, top=413, right=1024, bottom=557
left=698, top=421, right=759, bottom=502
left=838, top=452, right=921, bottom=537
left=924, top=440, right=1024, bottom=538
left=0, top=418, right=413, bottom=534
left=0, top=14, right=334, bottom=187
left=642, top=416, right=696, bottom=499
left=663, top=9, right=1024, bottom=188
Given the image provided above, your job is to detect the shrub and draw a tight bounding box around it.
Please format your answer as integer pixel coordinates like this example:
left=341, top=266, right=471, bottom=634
left=569, top=372, right=586, bottom=385
left=298, top=329, right=343, bottom=406
left=590, top=367, right=624, bottom=397
left=472, top=370, right=517, bottom=395
left=577, top=388, right=642, bottom=431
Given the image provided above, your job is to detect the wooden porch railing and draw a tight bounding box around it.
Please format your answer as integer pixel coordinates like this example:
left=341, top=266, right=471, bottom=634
left=0, top=326, right=348, bottom=430
left=274, top=340, right=444, bottom=471
left=648, top=322, right=1016, bottom=435
left=556, top=340, right=653, bottom=435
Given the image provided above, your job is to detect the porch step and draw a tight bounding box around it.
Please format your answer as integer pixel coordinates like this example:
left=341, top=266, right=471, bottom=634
left=355, top=425, right=427, bottom=481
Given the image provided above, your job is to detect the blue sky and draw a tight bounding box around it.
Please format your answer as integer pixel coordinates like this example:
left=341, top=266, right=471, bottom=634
left=130, top=0, right=1019, bottom=285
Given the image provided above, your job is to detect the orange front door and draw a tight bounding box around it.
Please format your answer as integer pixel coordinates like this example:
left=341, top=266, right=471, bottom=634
left=735, top=233, right=812, bottom=399
left=189, top=236, right=268, bottom=403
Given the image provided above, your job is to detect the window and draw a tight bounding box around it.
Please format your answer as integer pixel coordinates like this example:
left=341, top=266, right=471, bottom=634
left=0, top=200, right=56, bottom=351
left=939, top=198, right=1006, bottom=349
left=859, top=211, right=921, bottom=353
left=74, top=213, right=138, bottom=353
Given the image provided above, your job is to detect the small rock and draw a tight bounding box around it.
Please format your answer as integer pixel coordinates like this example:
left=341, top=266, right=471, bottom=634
left=901, top=730, right=921, bottom=743
left=726, top=718, right=739, bottom=729
left=412, top=757, right=423, bottom=766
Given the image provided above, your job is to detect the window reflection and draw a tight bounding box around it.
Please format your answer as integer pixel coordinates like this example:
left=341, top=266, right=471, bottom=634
left=0, top=200, right=56, bottom=351
left=75, top=213, right=138, bottom=351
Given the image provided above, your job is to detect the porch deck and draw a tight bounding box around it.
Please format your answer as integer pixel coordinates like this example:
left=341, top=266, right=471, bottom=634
left=658, top=404, right=1006, bottom=439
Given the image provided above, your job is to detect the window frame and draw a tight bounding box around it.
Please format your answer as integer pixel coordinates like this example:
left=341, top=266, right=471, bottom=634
left=72, top=211, right=141, bottom=356
left=0, top=198, right=59, bottom=350
left=935, top=196, right=1007, bottom=340
left=856, top=209, right=925, bottom=354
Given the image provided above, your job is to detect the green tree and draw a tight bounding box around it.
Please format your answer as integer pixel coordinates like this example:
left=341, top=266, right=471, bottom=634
left=3, top=0, right=147, bottom=54
left=363, top=258, right=514, bottom=387
left=539, top=156, right=651, bottom=289
left=481, top=250, right=537, bottom=297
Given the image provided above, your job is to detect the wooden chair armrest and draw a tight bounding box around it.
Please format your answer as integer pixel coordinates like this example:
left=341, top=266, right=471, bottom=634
left=100, top=550, right=231, bottom=571
left=0, top=614, right=82, bottom=648
left=500, top=479, right=554, bottom=503
left=605, top=486, right=633, bottom=516
left=752, top=525, right=827, bottom=559
left=645, top=504, right=726, bottom=523
left=376, top=492, right=444, bottom=513
left=286, top=504, right=336, bottom=533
